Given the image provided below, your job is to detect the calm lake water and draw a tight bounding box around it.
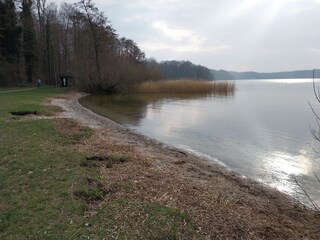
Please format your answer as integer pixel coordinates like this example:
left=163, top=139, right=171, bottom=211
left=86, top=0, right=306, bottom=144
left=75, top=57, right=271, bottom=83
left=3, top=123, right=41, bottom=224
left=80, top=79, right=320, bottom=206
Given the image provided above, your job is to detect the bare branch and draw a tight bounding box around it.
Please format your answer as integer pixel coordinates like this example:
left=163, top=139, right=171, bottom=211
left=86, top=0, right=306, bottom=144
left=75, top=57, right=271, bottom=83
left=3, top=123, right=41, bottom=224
left=311, top=146, right=320, bottom=154
left=294, top=178, right=320, bottom=211
left=313, top=70, right=320, bottom=103
left=308, top=101, right=320, bottom=121
left=315, top=173, right=320, bottom=183
left=309, top=124, right=320, bottom=142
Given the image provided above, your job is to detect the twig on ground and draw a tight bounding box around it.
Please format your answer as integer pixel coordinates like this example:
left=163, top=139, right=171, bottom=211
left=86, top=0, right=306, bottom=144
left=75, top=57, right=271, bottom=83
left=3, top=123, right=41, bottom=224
left=69, top=227, right=82, bottom=240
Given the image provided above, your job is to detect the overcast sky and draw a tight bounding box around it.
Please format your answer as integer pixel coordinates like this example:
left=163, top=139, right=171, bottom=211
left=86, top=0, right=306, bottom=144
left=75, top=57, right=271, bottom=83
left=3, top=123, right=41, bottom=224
left=54, top=0, right=320, bottom=72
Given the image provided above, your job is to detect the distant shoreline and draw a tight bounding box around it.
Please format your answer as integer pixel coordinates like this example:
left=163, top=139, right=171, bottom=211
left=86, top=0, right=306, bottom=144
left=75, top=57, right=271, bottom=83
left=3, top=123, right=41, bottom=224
left=211, top=69, right=318, bottom=80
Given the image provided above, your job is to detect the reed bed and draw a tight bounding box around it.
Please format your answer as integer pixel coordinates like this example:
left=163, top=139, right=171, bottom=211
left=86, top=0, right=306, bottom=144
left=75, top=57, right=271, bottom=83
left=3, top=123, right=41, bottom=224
left=212, top=81, right=235, bottom=94
left=135, top=79, right=235, bottom=95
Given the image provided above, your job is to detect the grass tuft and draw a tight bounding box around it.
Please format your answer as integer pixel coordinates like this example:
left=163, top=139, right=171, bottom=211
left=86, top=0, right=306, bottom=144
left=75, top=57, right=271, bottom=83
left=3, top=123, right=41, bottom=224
left=83, top=154, right=131, bottom=168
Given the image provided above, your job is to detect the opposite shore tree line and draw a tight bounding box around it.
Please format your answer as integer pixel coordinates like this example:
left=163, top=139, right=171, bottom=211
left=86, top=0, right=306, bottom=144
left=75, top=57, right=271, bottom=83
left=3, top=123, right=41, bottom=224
left=0, top=0, right=213, bottom=92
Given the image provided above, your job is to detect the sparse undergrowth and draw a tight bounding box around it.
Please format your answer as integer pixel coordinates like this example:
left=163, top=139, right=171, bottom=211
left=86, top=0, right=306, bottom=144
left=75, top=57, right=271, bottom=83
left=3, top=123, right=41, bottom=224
left=0, top=87, right=200, bottom=239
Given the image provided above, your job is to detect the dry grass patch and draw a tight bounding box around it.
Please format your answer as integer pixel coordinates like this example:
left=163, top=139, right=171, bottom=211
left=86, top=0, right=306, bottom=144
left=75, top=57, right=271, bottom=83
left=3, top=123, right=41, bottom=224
left=135, top=79, right=235, bottom=95
left=77, top=128, right=320, bottom=239
left=100, top=155, right=316, bottom=239
left=54, top=118, right=84, bottom=134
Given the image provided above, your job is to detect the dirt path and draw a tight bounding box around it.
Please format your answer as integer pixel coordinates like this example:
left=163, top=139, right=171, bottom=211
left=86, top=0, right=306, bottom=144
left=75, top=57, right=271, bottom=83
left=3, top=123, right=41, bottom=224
left=0, top=88, right=36, bottom=94
left=51, top=92, right=320, bottom=239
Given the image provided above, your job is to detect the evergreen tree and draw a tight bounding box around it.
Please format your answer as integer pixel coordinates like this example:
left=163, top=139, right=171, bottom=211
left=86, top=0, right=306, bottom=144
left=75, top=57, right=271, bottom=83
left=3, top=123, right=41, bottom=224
left=0, top=0, right=22, bottom=86
left=0, top=0, right=21, bottom=64
left=21, top=0, right=37, bottom=82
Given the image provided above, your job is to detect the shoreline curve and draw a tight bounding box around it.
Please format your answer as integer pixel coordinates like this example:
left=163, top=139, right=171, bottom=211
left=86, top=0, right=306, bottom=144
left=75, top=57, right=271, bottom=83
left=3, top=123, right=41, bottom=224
left=50, top=92, right=320, bottom=239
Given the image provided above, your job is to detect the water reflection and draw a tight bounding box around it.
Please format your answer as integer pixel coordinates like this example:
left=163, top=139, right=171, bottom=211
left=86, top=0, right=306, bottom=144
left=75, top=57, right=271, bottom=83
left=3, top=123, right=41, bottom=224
left=259, top=79, right=315, bottom=84
left=261, top=150, right=312, bottom=194
left=79, top=80, right=320, bottom=207
left=79, top=94, right=149, bottom=125
left=79, top=92, right=234, bottom=126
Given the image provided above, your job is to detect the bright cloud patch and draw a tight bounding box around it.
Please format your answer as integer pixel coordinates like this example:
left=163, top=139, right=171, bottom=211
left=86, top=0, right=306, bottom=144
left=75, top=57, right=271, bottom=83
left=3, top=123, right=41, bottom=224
left=152, top=21, right=195, bottom=41
left=308, top=48, right=320, bottom=53
left=141, top=21, right=230, bottom=53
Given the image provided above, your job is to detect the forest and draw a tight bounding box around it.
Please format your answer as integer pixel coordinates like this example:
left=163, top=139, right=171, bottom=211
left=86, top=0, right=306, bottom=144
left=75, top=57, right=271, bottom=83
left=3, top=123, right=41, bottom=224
left=156, top=60, right=212, bottom=80
left=0, top=0, right=213, bottom=92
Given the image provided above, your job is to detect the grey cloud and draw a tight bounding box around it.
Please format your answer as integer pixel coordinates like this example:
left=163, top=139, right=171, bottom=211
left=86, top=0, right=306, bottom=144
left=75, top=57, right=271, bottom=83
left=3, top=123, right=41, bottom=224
left=53, top=0, right=320, bottom=71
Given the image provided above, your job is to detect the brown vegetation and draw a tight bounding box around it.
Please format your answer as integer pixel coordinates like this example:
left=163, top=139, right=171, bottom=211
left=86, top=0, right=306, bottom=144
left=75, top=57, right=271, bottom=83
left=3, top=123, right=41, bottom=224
left=78, top=133, right=320, bottom=239
left=134, top=79, right=235, bottom=95
left=53, top=93, right=320, bottom=239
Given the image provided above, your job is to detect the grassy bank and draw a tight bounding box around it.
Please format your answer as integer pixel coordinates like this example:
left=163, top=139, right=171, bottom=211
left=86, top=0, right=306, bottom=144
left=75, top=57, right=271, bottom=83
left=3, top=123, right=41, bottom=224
left=0, top=87, right=200, bottom=239
left=135, top=79, right=235, bottom=95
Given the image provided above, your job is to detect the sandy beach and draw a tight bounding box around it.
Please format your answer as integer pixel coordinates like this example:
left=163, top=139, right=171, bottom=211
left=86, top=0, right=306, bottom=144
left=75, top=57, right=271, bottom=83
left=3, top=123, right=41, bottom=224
left=50, top=92, right=320, bottom=239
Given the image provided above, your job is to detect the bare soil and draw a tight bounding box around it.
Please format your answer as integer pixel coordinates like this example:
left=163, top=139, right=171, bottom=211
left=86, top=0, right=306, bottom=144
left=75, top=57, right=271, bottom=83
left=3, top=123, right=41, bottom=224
left=51, top=92, right=320, bottom=239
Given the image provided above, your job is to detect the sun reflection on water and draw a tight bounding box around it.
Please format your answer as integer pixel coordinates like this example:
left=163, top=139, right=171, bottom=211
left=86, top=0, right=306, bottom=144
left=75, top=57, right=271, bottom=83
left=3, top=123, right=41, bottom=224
left=261, top=150, right=312, bottom=195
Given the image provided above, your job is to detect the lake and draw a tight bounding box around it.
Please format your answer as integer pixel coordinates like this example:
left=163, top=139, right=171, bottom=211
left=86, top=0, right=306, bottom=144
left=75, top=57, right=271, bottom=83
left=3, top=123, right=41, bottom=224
left=79, top=79, right=320, bottom=206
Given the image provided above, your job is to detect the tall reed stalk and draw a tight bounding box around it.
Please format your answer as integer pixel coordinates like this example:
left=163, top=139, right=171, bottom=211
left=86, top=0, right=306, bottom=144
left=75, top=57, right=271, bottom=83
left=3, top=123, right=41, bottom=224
left=134, top=79, right=235, bottom=95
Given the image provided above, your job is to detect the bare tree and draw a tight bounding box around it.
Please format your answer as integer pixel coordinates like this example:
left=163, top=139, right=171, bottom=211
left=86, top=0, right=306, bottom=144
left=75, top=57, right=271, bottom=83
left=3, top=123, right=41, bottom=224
left=1, top=0, right=161, bottom=90
left=75, top=0, right=115, bottom=90
left=295, top=69, right=320, bottom=211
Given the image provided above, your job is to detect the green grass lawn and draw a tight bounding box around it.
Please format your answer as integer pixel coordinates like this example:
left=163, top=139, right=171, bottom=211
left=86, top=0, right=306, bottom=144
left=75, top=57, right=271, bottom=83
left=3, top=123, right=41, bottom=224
left=0, top=87, right=200, bottom=239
